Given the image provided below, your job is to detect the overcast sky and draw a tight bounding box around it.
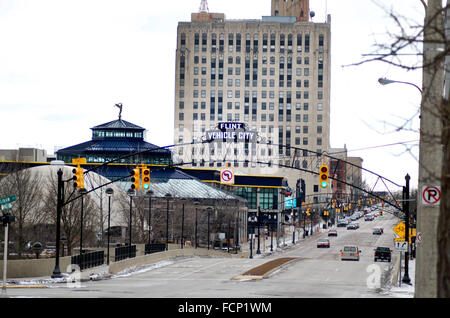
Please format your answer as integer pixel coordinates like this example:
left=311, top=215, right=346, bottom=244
left=0, top=0, right=426, bottom=191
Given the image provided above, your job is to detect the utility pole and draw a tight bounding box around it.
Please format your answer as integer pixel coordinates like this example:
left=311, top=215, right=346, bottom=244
left=415, top=0, right=445, bottom=298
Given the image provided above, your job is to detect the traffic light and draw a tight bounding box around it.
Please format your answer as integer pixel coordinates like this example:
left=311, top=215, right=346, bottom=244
left=319, top=163, right=329, bottom=188
left=131, top=168, right=140, bottom=190
left=72, top=166, right=84, bottom=189
left=142, top=167, right=150, bottom=190
left=0, top=213, right=15, bottom=226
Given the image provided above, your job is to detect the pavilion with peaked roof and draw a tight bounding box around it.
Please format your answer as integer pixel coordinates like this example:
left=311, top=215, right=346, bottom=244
left=56, top=118, right=172, bottom=169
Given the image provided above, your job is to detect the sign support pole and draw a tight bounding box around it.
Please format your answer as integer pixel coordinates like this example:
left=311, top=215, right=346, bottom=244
left=2, top=223, right=9, bottom=297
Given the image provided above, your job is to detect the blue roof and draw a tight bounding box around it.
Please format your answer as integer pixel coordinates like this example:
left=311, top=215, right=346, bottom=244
left=92, top=119, right=145, bottom=130
left=57, top=139, right=171, bottom=156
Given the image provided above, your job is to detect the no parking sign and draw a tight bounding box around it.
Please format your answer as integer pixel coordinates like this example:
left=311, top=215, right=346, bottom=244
left=421, top=185, right=441, bottom=206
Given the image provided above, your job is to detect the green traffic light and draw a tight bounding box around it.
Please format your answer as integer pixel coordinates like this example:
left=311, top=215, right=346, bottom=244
left=321, top=181, right=328, bottom=188
left=143, top=184, right=149, bottom=190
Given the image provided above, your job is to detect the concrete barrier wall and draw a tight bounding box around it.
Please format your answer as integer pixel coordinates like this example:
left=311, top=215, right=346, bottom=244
left=109, top=248, right=234, bottom=275
left=0, top=256, right=72, bottom=279
left=0, top=247, right=237, bottom=279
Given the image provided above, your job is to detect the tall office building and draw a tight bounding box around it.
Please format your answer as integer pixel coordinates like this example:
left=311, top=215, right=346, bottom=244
left=174, top=0, right=331, bottom=204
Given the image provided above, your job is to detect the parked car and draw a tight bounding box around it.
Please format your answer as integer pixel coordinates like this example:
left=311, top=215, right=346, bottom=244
left=374, top=247, right=392, bottom=262
left=328, top=229, right=338, bottom=237
left=317, top=239, right=331, bottom=248
left=373, top=227, right=383, bottom=235
left=340, top=245, right=361, bottom=261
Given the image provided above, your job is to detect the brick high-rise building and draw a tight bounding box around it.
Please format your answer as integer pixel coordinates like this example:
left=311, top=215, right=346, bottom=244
left=174, top=0, right=332, bottom=205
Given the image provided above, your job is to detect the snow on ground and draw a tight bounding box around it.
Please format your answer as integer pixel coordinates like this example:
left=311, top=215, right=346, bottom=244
left=387, top=259, right=415, bottom=298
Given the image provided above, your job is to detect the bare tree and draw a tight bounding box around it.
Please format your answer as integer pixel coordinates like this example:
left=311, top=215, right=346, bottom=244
left=0, top=165, right=45, bottom=257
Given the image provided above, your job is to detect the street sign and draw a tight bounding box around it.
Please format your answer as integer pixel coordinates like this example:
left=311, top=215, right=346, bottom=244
left=393, top=221, right=405, bottom=237
left=0, top=196, right=16, bottom=205
left=416, top=232, right=422, bottom=243
left=421, top=185, right=441, bottom=206
left=285, top=197, right=296, bottom=208
left=220, top=167, right=234, bottom=185
left=0, top=203, right=13, bottom=211
left=395, top=241, right=408, bottom=252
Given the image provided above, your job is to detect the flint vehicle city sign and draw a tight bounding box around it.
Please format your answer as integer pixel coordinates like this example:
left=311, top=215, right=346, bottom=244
left=202, top=122, right=260, bottom=143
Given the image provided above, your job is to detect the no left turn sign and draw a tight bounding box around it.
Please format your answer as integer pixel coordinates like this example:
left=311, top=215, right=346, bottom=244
left=421, top=185, right=441, bottom=206
left=220, top=167, right=234, bottom=185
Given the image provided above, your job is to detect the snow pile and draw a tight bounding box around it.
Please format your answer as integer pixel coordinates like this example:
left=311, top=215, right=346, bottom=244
left=112, top=260, right=175, bottom=278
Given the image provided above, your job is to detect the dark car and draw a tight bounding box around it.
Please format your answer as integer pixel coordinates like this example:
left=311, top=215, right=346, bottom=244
left=373, top=227, right=383, bottom=235
left=328, top=230, right=338, bottom=237
left=347, top=223, right=358, bottom=230
left=374, top=247, right=392, bottom=262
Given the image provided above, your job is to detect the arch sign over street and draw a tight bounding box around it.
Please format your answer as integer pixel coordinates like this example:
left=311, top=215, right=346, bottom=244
left=421, top=185, right=441, bottom=206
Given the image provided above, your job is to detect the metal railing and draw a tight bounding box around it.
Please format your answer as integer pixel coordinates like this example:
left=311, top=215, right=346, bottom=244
left=114, top=244, right=136, bottom=262
left=144, top=243, right=167, bottom=255
left=71, top=250, right=104, bottom=270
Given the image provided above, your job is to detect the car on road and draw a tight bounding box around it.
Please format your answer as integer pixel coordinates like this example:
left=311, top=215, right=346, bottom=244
left=337, top=220, right=348, bottom=227
left=374, top=247, right=392, bottom=262
left=340, top=245, right=361, bottom=261
left=373, top=227, right=384, bottom=235
left=347, top=223, right=358, bottom=230
left=364, top=215, right=374, bottom=221
left=328, top=229, right=338, bottom=237
left=317, top=239, right=331, bottom=248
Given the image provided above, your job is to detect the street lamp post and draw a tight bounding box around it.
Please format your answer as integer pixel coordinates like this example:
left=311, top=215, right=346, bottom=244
left=79, top=188, right=87, bottom=256
left=181, top=199, right=185, bottom=249
left=127, top=189, right=134, bottom=246
left=165, top=193, right=172, bottom=251
left=105, top=188, right=114, bottom=266
left=206, top=207, right=213, bottom=250
left=51, top=169, right=64, bottom=278
left=256, top=206, right=261, bottom=254
left=146, top=190, right=153, bottom=245
left=194, top=201, right=199, bottom=249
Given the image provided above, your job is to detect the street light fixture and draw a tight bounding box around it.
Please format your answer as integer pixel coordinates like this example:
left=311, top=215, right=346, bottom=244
left=105, top=187, right=114, bottom=265
left=378, top=77, right=422, bottom=93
